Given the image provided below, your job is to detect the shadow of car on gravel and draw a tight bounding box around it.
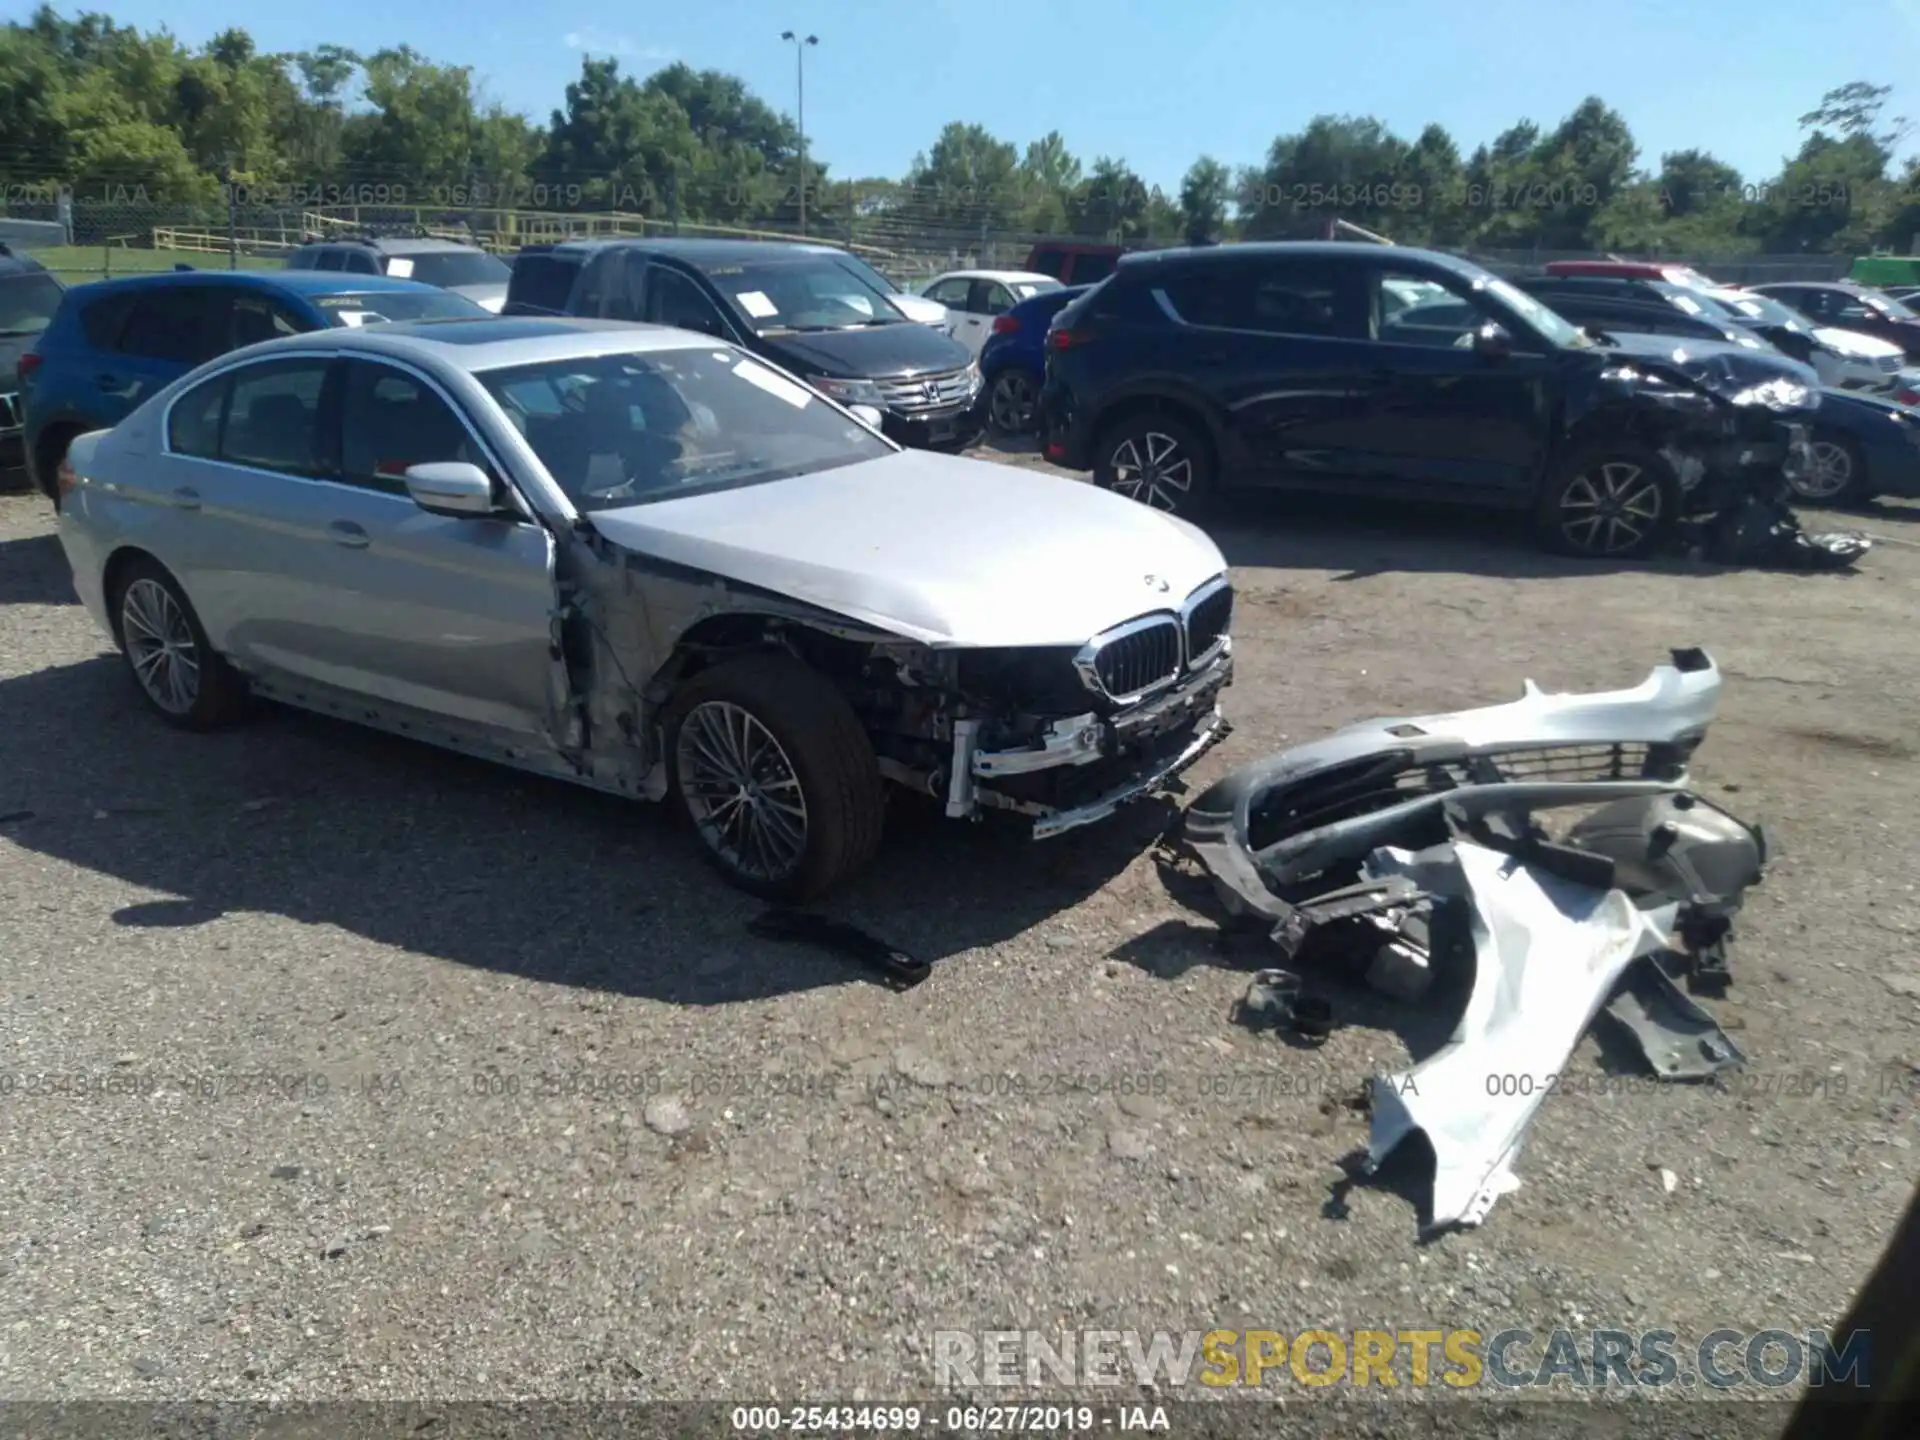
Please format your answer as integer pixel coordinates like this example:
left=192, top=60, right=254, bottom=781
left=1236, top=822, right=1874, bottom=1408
left=1205, top=491, right=1751, bottom=583
left=0, top=656, right=1166, bottom=1004
left=0, top=532, right=78, bottom=605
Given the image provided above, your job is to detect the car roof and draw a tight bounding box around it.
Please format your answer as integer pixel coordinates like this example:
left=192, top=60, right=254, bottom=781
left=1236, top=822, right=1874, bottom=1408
left=1115, top=241, right=1493, bottom=280
left=67, top=269, right=445, bottom=300
left=931, top=269, right=1059, bottom=285
left=247, top=315, right=723, bottom=372
left=0, top=243, right=50, bottom=278
left=302, top=236, right=484, bottom=255
left=521, top=237, right=831, bottom=265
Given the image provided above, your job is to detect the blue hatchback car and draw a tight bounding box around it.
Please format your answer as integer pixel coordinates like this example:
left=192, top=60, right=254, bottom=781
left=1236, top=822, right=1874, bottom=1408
left=19, top=268, right=485, bottom=502
left=980, top=284, right=1087, bottom=433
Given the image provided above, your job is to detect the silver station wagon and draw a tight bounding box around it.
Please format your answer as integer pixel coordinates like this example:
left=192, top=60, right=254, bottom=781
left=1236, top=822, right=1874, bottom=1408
left=56, top=317, right=1235, bottom=898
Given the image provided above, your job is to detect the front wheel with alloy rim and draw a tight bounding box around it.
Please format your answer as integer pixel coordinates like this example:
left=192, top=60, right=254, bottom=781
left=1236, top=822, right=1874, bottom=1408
left=1536, top=445, right=1679, bottom=560
left=1094, top=412, right=1214, bottom=516
left=664, top=652, right=886, bottom=901
left=987, top=369, right=1040, bottom=433
left=1790, top=432, right=1870, bottom=507
left=110, top=557, right=251, bottom=728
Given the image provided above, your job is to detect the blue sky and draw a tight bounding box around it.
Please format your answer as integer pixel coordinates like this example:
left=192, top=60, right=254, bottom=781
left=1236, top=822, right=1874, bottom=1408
left=62, top=0, right=1920, bottom=193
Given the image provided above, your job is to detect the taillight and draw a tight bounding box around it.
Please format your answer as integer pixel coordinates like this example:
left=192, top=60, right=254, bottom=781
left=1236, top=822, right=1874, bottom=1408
left=991, top=315, right=1020, bottom=335
left=17, top=349, right=42, bottom=381
left=1048, top=328, right=1083, bottom=350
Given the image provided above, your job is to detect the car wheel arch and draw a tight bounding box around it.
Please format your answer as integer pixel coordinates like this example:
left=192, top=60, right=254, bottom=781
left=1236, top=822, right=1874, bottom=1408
left=1091, top=392, right=1224, bottom=474
left=645, top=611, right=890, bottom=707
left=102, top=546, right=168, bottom=638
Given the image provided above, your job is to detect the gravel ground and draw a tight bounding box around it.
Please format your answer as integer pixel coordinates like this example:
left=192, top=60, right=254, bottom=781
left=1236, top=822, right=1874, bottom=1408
left=2, top=453, right=1918, bottom=1423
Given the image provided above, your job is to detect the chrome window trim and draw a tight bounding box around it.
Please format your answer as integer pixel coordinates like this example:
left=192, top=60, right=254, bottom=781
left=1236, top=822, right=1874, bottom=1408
left=1073, top=610, right=1184, bottom=707
left=158, top=349, right=537, bottom=523
left=1179, top=573, right=1233, bottom=672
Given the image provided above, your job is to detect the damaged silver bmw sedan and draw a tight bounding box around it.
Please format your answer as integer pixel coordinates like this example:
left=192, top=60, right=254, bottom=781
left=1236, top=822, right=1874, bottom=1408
left=55, top=317, right=1234, bottom=898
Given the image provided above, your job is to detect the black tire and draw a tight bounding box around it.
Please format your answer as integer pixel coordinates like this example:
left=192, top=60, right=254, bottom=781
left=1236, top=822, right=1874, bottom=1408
left=1792, top=430, right=1871, bottom=507
left=1535, top=443, right=1679, bottom=560
left=987, top=368, right=1042, bottom=434
left=107, top=556, right=251, bottom=729
left=1094, top=410, right=1216, bottom=516
left=663, top=651, right=886, bottom=902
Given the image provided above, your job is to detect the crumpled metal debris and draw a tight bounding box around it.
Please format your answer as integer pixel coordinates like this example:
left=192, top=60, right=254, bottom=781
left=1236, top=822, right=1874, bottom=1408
left=1173, top=647, right=1768, bottom=1233
left=1691, top=492, right=1872, bottom=572
left=1363, top=840, right=1682, bottom=1230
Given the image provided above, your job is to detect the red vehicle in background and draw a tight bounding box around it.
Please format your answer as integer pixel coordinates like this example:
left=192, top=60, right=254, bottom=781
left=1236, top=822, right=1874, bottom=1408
left=1544, top=259, right=1720, bottom=290
left=1024, top=241, right=1128, bottom=287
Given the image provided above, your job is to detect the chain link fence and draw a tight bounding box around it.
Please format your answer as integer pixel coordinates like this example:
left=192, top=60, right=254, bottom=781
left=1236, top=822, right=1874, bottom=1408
left=0, top=183, right=1865, bottom=287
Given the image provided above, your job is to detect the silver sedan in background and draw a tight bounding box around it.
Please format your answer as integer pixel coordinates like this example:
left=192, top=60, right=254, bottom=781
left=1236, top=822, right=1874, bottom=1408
left=56, top=318, right=1234, bottom=898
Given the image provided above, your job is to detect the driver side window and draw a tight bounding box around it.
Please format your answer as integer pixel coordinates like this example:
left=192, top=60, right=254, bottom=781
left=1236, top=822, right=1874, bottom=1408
left=1372, top=268, right=1487, bottom=348
left=647, top=267, right=731, bottom=338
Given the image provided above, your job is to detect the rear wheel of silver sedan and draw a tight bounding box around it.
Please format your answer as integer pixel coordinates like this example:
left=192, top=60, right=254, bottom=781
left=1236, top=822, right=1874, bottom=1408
left=109, top=557, right=251, bottom=729
left=1537, top=444, right=1679, bottom=560
left=664, top=652, right=885, bottom=902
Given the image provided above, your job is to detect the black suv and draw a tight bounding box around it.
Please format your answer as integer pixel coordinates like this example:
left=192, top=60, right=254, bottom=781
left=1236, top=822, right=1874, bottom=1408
left=1040, top=242, right=1819, bottom=559
left=0, top=243, right=64, bottom=477
left=503, top=238, right=984, bottom=450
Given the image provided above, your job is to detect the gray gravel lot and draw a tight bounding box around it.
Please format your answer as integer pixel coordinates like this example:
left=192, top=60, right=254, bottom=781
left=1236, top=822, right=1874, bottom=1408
left=2, top=452, right=1919, bottom=1421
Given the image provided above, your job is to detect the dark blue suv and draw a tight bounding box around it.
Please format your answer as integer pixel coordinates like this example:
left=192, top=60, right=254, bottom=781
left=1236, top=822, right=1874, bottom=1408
left=19, top=269, right=485, bottom=502
left=1040, top=242, right=1820, bottom=559
left=980, top=284, right=1087, bottom=433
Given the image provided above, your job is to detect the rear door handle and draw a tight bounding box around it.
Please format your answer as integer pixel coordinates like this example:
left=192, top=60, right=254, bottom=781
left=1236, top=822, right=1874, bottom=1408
left=327, top=520, right=369, bottom=549
left=170, top=487, right=200, bottom=511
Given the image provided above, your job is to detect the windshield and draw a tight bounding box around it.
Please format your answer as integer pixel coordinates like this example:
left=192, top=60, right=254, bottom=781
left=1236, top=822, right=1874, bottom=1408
left=1700, top=289, right=1808, bottom=331
left=392, top=251, right=512, bottom=288
left=821, top=252, right=904, bottom=297
left=478, top=346, right=895, bottom=510
left=704, top=259, right=907, bottom=331
left=1858, top=288, right=1919, bottom=319
left=1481, top=275, right=1588, bottom=347
left=315, top=291, right=490, bottom=326
left=0, top=271, right=64, bottom=336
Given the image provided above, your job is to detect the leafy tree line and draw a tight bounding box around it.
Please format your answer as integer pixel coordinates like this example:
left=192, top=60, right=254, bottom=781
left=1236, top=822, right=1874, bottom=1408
left=5, top=6, right=1920, bottom=255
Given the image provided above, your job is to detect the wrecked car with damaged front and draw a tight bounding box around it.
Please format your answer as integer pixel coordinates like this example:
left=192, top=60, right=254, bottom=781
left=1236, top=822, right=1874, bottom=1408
left=53, top=317, right=1234, bottom=899
left=1042, top=243, right=1863, bottom=565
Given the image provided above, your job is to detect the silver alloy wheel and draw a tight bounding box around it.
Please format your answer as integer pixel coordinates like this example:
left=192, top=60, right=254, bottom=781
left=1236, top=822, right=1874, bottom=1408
left=675, top=700, right=809, bottom=883
left=1558, top=460, right=1664, bottom=556
left=1792, top=439, right=1854, bottom=500
left=989, top=371, right=1038, bottom=432
left=1108, top=430, right=1193, bottom=511
left=120, top=578, right=201, bottom=715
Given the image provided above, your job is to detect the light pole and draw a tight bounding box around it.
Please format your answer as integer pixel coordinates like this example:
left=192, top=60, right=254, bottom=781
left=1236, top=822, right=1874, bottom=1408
left=780, top=30, right=818, bottom=235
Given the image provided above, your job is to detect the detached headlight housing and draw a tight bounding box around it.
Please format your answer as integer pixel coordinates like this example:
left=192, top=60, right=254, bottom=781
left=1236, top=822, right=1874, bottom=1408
left=1729, top=377, right=1813, bottom=412
left=812, top=375, right=886, bottom=408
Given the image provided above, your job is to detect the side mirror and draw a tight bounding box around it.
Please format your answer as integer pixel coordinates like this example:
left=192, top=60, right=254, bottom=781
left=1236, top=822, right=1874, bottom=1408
left=1472, top=321, right=1514, bottom=359
left=848, top=404, right=886, bottom=430
left=404, top=461, right=497, bottom=517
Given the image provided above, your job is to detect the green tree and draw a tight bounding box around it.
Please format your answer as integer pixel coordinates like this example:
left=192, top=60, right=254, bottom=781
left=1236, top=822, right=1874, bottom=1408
left=903, top=121, right=1022, bottom=234
left=1177, top=155, right=1231, bottom=244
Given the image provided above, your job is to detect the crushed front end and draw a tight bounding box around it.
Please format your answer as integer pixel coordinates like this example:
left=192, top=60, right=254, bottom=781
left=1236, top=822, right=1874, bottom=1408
left=867, top=575, right=1236, bottom=838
